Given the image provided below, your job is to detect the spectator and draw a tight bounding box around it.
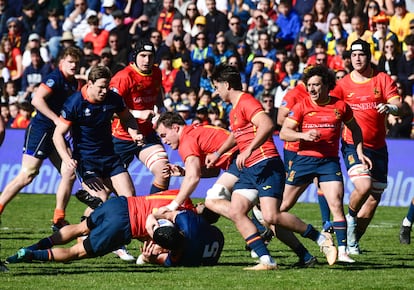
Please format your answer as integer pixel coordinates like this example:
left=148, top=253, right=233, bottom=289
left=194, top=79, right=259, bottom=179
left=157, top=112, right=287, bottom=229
left=295, top=13, right=325, bottom=56
left=0, top=0, right=15, bottom=38
left=325, top=16, right=349, bottom=56
left=22, top=33, right=50, bottom=69
left=59, top=31, right=76, bottom=58
left=170, top=35, right=190, bottom=69
left=292, top=42, right=309, bottom=74
left=377, top=38, right=401, bottom=81
left=255, top=71, right=278, bottom=102
left=254, top=31, right=277, bottom=62
left=10, top=101, right=33, bottom=129
left=0, top=53, right=10, bottom=83
left=4, top=17, right=22, bottom=51
left=389, top=0, right=414, bottom=44
left=0, top=101, right=11, bottom=128
left=204, top=0, right=228, bottom=45
left=281, top=57, right=301, bottom=90
left=182, top=2, right=200, bottom=37
left=110, top=10, right=130, bottom=50
left=275, top=0, right=301, bottom=50
left=165, top=18, right=192, bottom=50
left=227, top=54, right=248, bottom=92
left=346, top=15, right=375, bottom=60
left=83, top=15, right=110, bottom=56
left=258, top=0, right=277, bottom=22
left=328, top=38, right=347, bottom=71
left=107, top=32, right=128, bottom=69
left=364, top=0, right=380, bottom=32
left=397, top=34, right=414, bottom=96
left=1, top=37, right=22, bottom=82
left=248, top=59, right=268, bottom=96
left=21, top=47, right=53, bottom=102
left=7, top=101, right=18, bottom=124
left=311, top=0, right=335, bottom=34
left=190, top=32, right=214, bottom=70
left=198, top=57, right=215, bottom=98
left=161, top=52, right=179, bottom=98
left=156, top=0, right=183, bottom=41
left=386, top=101, right=413, bottom=139
left=212, top=36, right=233, bottom=66
left=293, top=0, right=315, bottom=19
left=148, top=30, right=170, bottom=65
left=45, top=9, right=64, bottom=61
left=338, top=8, right=353, bottom=35
left=372, top=12, right=399, bottom=63
left=260, top=93, right=278, bottom=131
left=20, top=2, right=47, bottom=49
left=173, top=53, right=201, bottom=93
left=62, top=0, right=97, bottom=48
left=228, top=0, right=252, bottom=29
left=99, top=0, right=117, bottom=31
left=129, top=14, right=152, bottom=41
left=246, top=9, right=278, bottom=52
left=3, top=80, right=20, bottom=104
left=224, top=15, right=246, bottom=51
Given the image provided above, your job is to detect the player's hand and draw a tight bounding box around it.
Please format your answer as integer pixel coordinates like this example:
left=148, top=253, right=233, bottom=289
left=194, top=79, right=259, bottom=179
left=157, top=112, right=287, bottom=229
left=145, top=214, right=159, bottom=238
left=162, top=164, right=185, bottom=177
left=376, top=103, right=398, bottom=115
left=358, top=154, right=373, bottom=171
left=236, top=148, right=252, bottom=169
left=133, top=133, right=145, bottom=146
left=302, top=129, right=321, bottom=142
left=64, top=158, right=77, bottom=170
left=140, top=240, right=156, bottom=261
left=205, top=152, right=219, bottom=168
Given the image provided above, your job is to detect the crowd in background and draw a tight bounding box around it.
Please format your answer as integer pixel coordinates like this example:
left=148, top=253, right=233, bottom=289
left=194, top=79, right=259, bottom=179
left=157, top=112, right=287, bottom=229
left=0, top=0, right=414, bottom=138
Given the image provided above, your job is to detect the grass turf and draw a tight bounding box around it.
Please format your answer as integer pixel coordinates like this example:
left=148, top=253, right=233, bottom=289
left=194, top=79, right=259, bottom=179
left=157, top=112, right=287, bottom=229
left=0, top=193, right=413, bottom=289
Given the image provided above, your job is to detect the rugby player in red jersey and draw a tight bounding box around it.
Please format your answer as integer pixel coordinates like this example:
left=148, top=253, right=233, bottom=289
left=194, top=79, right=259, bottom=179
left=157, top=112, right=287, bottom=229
left=331, top=39, right=402, bottom=254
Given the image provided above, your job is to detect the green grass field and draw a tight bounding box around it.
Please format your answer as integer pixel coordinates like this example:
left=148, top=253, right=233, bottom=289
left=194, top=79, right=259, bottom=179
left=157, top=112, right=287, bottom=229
left=0, top=193, right=413, bottom=289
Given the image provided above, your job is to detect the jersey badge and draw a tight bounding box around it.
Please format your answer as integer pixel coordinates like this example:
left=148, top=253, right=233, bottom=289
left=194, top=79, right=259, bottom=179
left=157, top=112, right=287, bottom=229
left=84, top=108, right=91, bottom=117
left=347, top=92, right=355, bottom=98
left=334, top=109, right=341, bottom=119
left=287, top=170, right=296, bottom=182
left=348, top=154, right=355, bottom=165
left=45, top=79, right=55, bottom=88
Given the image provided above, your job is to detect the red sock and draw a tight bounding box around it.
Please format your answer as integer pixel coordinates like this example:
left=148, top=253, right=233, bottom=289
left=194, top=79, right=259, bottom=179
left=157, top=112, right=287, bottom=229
left=53, top=209, right=65, bottom=224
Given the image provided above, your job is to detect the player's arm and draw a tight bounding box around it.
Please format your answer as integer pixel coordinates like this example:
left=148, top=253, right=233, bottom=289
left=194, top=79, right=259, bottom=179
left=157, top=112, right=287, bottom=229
left=205, top=133, right=236, bottom=168
left=276, top=105, right=289, bottom=127
left=236, top=111, right=273, bottom=168
left=117, top=108, right=144, bottom=146
left=31, top=85, right=60, bottom=125
left=166, top=155, right=203, bottom=210
left=280, top=118, right=320, bottom=142
left=345, top=118, right=373, bottom=170
left=52, top=118, right=77, bottom=170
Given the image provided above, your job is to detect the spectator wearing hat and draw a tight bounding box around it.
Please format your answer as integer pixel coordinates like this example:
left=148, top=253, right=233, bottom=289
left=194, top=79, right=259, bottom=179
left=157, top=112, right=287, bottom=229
left=99, top=0, right=117, bottom=31
left=45, top=9, right=64, bottom=61
left=165, top=18, right=192, bottom=50
left=390, top=0, right=414, bottom=43
left=224, top=15, right=247, bottom=51
left=173, top=52, right=201, bottom=94
left=174, top=102, right=193, bottom=124
left=22, top=33, right=51, bottom=69
left=372, top=12, right=399, bottom=63
left=20, top=2, right=47, bottom=50
left=5, top=17, right=22, bottom=51
left=62, top=0, right=97, bottom=48
left=109, top=39, right=171, bottom=194
left=59, top=31, right=76, bottom=56
left=83, top=15, right=110, bottom=56
left=190, top=32, right=214, bottom=70
left=190, top=16, right=207, bottom=38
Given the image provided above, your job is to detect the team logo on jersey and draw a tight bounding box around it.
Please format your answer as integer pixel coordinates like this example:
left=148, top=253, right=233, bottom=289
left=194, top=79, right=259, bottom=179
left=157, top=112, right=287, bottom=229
left=84, top=108, right=91, bottom=117
left=46, top=79, right=55, bottom=88
left=373, top=87, right=381, bottom=98
left=307, top=112, right=316, bottom=116
left=334, top=109, right=341, bottom=119
left=61, top=110, right=67, bottom=119
left=336, top=171, right=342, bottom=176
left=348, top=154, right=355, bottom=165
left=111, top=87, right=119, bottom=94
left=347, top=92, right=355, bottom=98
left=287, top=170, right=296, bottom=182
left=262, top=185, right=272, bottom=190
left=288, top=111, right=295, bottom=117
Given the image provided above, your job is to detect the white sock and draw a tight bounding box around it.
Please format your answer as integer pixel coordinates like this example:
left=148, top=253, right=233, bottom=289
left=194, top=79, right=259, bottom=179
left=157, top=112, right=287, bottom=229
left=402, top=217, right=412, bottom=227
left=317, top=233, right=326, bottom=246
left=338, top=245, right=346, bottom=255
left=259, top=255, right=276, bottom=265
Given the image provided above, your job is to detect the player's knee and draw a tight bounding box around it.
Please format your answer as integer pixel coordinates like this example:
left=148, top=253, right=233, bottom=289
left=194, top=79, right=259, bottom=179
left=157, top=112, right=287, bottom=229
left=20, top=166, right=39, bottom=184
left=206, top=184, right=231, bottom=200
left=348, top=165, right=371, bottom=193
left=144, top=149, right=168, bottom=173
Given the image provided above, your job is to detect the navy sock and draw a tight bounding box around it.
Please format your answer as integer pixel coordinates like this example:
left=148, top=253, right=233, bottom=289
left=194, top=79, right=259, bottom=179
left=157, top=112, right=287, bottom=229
left=251, top=213, right=266, bottom=234
left=302, top=224, right=319, bottom=242
left=318, top=193, right=331, bottom=224
left=407, top=202, right=414, bottom=223
left=27, top=237, right=54, bottom=251
left=245, top=232, right=269, bottom=257
left=333, top=220, right=347, bottom=247
left=32, top=249, right=53, bottom=261
left=292, top=243, right=312, bottom=261
left=348, top=207, right=357, bottom=217
left=149, top=183, right=167, bottom=194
